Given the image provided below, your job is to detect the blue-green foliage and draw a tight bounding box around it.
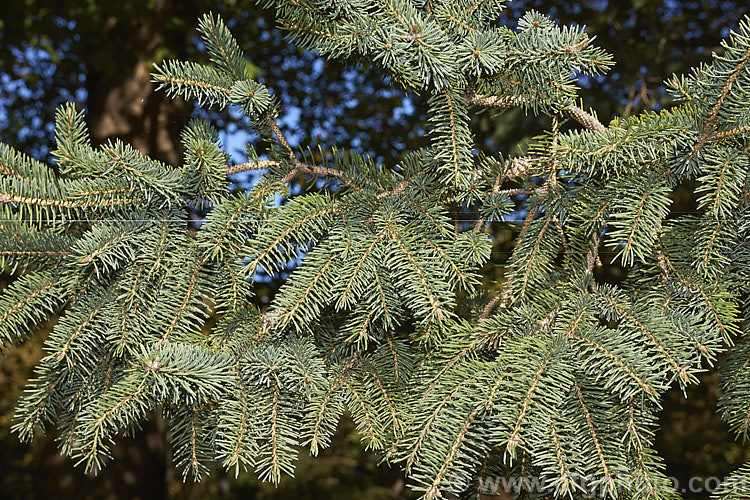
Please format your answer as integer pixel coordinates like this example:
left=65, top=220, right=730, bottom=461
left=1, top=5, right=750, bottom=500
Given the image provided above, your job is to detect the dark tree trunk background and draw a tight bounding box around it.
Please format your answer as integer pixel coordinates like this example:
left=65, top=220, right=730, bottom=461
left=84, top=0, right=200, bottom=166
left=1, top=2, right=210, bottom=498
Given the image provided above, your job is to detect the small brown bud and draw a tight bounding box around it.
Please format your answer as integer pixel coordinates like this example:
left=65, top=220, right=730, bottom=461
left=144, top=360, right=162, bottom=371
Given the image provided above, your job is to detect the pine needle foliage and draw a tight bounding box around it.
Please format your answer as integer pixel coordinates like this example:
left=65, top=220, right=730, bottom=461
left=2, top=3, right=750, bottom=499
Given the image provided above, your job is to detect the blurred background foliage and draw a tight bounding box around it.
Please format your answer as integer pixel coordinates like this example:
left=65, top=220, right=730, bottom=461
left=1, top=0, right=750, bottom=498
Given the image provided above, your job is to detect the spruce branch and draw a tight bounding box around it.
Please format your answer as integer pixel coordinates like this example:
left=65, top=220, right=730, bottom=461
left=703, top=45, right=750, bottom=134
left=4, top=7, right=750, bottom=498
left=465, top=86, right=607, bottom=133
left=226, top=160, right=279, bottom=176
left=477, top=288, right=511, bottom=322
left=248, top=110, right=375, bottom=192
left=279, top=161, right=363, bottom=190
left=584, top=230, right=602, bottom=277
left=573, top=381, right=614, bottom=489
left=564, top=103, right=607, bottom=133
left=226, top=157, right=374, bottom=192
left=376, top=178, right=411, bottom=199
left=265, top=112, right=295, bottom=162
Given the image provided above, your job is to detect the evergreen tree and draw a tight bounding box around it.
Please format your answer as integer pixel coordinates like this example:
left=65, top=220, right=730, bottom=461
left=1, top=2, right=749, bottom=499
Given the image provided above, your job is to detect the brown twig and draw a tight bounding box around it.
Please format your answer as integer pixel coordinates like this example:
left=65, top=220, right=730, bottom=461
left=266, top=112, right=295, bottom=161
left=226, top=158, right=364, bottom=190
left=507, top=156, right=536, bottom=178
left=376, top=177, right=411, bottom=199
left=226, top=160, right=279, bottom=176
left=655, top=247, right=675, bottom=284
left=280, top=161, right=364, bottom=191
left=478, top=288, right=511, bottom=322
left=464, top=88, right=607, bottom=133
left=564, top=103, right=607, bottom=133
left=471, top=156, right=542, bottom=233
left=549, top=114, right=560, bottom=193
left=228, top=112, right=366, bottom=191
left=584, top=230, right=601, bottom=277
